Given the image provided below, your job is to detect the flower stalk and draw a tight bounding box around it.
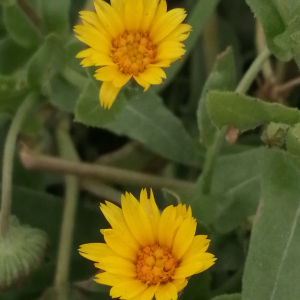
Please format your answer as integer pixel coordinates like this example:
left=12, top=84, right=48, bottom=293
left=54, top=119, right=80, bottom=300
left=0, top=92, right=38, bottom=238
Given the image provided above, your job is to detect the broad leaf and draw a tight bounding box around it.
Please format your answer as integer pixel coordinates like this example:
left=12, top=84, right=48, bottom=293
left=286, top=124, right=300, bottom=169
left=211, top=294, right=241, bottom=300
left=245, top=0, right=291, bottom=61
left=104, top=91, right=200, bottom=166
left=207, top=91, right=300, bottom=131
left=198, top=47, right=236, bottom=147
left=3, top=4, right=40, bottom=49
left=242, top=149, right=300, bottom=300
left=190, top=148, right=261, bottom=233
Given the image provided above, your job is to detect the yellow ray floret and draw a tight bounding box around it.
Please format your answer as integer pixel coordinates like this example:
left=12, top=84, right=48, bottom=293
left=79, top=189, right=216, bottom=300
left=74, top=0, right=191, bottom=109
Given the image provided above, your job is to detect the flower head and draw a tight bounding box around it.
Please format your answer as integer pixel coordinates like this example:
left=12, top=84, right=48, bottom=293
left=79, top=189, right=216, bottom=300
left=74, top=0, right=191, bottom=109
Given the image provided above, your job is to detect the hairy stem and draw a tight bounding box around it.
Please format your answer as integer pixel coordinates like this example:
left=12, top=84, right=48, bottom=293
left=54, top=119, right=79, bottom=300
left=20, top=151, right=195, bottom=191
left=0, top=93, right=38, bottom=237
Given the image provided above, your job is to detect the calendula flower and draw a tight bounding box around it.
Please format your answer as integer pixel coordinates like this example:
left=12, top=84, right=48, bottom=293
left=74, top=0, right=191, bottom=109
left=79, top=189, right=216, bottom=300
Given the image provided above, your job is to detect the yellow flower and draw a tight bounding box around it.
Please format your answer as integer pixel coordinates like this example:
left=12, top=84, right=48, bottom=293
left=74, top=0, right=191, bottom=109
left=79, top=189, right=216, bottom=300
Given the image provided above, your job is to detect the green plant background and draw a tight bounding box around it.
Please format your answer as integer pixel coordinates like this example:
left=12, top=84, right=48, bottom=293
left=1, top=0, right=300, bottom=299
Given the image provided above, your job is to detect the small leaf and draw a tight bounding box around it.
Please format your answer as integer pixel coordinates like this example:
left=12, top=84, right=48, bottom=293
left=245, top=0, right=291, bottom=61
left=207, top=91, right=300, bottom=131
left=197, top=47, right=236, bottom=147
left=40, top=0, right=70, bottom=38
left=0, top=216, right=48, bottom=289
left=27, top=33, right=66, bottom=88
left=3, top=4, right=40, bottom=49
left=104, top=91, right=200, bottom=166
left=74, top=82, right=127, bottom=127
left=242, top=149, right=300, bottom=300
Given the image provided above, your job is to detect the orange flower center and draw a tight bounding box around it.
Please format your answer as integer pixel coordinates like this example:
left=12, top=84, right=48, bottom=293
left=136, top=244, right=178, bottom=285
left=112, top=32, right=157, bottom=76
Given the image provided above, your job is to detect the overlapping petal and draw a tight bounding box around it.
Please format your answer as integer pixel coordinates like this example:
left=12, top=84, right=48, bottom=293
left=75, top=0, right=191, bottom=109
left=79, top=189, right=216, bottom=300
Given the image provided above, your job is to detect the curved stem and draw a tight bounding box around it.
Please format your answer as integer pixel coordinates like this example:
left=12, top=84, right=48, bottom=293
left=201, top=48, right=271, bottom=194
left=0, top=93, right=38, bottom=237
left=54, top=119, right=79, bottom=300
left=20, top=151, right=195, bottom=191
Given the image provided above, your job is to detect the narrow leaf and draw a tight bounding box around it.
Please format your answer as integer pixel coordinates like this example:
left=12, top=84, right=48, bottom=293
left=207, top=91, right=300, bottom=131
left=242, top=149, right=300, bottom=300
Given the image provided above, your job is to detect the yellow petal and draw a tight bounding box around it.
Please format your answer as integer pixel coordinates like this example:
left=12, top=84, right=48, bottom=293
left=138, top=67, right=165, bottom=84
left=79, top=11, right=111, bottom=40
left=149, top=60, right=171, bottom=68
left=96, top=256, right=137, bottom=277
left=137, top=284, right=159, bottom=300
left=110, top=279, right=147, bottom=299
left=196, top=259, right=216, bottom=274
left=181, top=235, right=210, bottom=261
left=94, top=272, right=123, bottom=286
left=80, top=57, right=94, bottom=67
left=158, top=205, right=176, bottom=249
left=157, top=41, right=184, bottom=55
left=150, top=8, right=186, bottom=44
left=100, top=202, right=140, bottom=252
left=140, top=0, right=159, bottom=32
left=156, top=47, right=186, bottom=61
left=155, top=282, right=178, bottom=300
left=125, top=0, right=143, bottom=31
left=74, top=25, right=111, bottom=55
left=99, top=81, right=121, bottom=109
left=113, top=72, right=132, bottom=88
left=121, top=193, right=155, bottom=246
left=133, top=75, right=150, bottom=91
left=172, top=278, right=188, bottom=292
left=95, top=0, right=124, bottom=38
left=173, top=261, right=203, bottom=279
left=172, top=217, right=197, bottom=260
left=79, top=243, right=114, bottom=262
left=95, top=65, right=120, bottom=81
left=101, top=228, right=137, bottom=261
left=110, top=0, right=126, bottom=20
left=139, top=189, right=160, bottom=240
left=180, top=252, right=215, bottom=267
left=151, top=0, right=167, bottom=26
left=90, top=51, right=115, bottom=66
left=158, top=23, right=191, bottom=44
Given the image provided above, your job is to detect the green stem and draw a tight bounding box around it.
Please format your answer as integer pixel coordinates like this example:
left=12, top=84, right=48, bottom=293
left=62, top=67, right=88, bottom=90
left=54, top=119, right=79, bottom=300
left=236, top=47, right=271, bottom=94
left=201, top=48, right=271, bottom=194
left=0, top=93, right=38, bottom=237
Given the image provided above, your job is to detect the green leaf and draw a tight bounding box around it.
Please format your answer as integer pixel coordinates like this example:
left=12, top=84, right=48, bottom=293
left=207, top=91, right=300, bottom=131
left=191, top=148, right=261, bottom=232
left=153, top=0, right=220, bottom=92
left=286, top=124, right=300, bottom=169
left=104, top=91, right=199, bottom=166
left=245, top=0, right=291, bottom=61
left=27, top=33, right=65, bottom=88
left=40, top=0, right=70, bottom=38
left=0, top=37, right=34, bottom=75
left=197, top=47, right=236, bottom=147
left=75, top=82, right=127, bottom=127
left=242, top=149, right=300, bottom=300
left=211, top=294, right=241, bottom=300
left=3, top=4, right=40, bottom=49
left=48, top=75, right=80, bottom=113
